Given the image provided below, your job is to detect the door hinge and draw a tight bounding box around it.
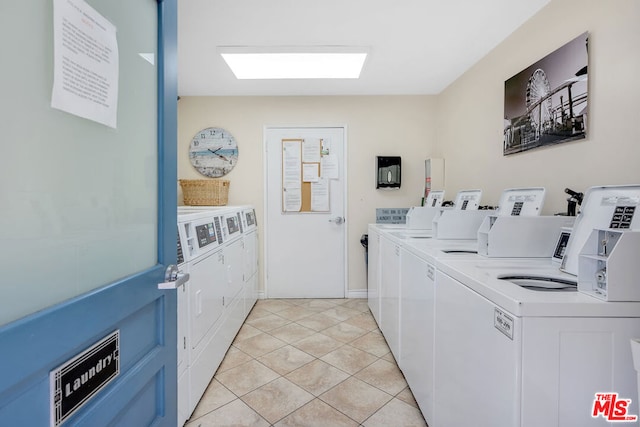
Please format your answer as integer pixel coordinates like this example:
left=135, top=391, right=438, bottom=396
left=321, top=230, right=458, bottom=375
left=183, top=337, right=186, bottom=350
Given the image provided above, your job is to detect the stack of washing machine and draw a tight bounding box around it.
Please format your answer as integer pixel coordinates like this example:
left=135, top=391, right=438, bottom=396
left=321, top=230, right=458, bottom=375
left=432, top=185, right=640, bottom=427
left=176, top=206, right=258, bottom=426
left=369, top=185, right=640, bottom=427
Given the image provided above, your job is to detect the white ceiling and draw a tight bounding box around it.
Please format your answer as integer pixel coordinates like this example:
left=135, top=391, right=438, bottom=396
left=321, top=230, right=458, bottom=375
left=178, top=0, right=550, bottom=96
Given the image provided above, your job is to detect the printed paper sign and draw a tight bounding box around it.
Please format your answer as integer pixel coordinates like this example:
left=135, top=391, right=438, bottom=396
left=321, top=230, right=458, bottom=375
left=52, top=0, right=119, bottom=128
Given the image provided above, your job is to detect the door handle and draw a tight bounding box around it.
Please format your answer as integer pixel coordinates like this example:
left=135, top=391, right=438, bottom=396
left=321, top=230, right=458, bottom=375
left=158, top=265, right=190, bottom=289
left=328, top=216, right=345, bottom=225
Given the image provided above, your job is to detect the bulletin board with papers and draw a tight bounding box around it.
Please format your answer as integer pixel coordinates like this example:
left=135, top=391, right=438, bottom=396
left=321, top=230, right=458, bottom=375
left=281, top=138, right=338, bottom=212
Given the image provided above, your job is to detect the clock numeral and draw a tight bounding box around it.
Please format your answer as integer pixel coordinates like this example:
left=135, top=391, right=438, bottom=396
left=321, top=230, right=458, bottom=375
left=193, top=141, right=199, bottom=146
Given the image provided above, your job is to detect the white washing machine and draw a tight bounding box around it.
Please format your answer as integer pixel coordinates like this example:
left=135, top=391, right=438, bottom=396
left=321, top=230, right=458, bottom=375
left=432, top=185, right=640, bottom=427
left=397, top=237, right=482, bottom=426
left=393, top=187, right=568, bottom=426
left=435, top=258, right=640, bottom=427
left=368, top=189, right=484, bottom=328
left=378, top=228, right=525, bottom=426
left=377, top=187, right=540, bottom=364
left=379, top=231, right=484, bottom=362
left=372, top=191, right=490, bottom=426
left=371, top=188, right=486, bottom=365
left=368, top=223, right=428, bottom=329
left=405, top=189, right=485, bottom=232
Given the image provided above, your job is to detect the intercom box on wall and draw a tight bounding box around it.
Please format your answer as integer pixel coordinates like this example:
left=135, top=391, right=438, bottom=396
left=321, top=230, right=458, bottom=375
left=376, top=156, right=401, bottom=189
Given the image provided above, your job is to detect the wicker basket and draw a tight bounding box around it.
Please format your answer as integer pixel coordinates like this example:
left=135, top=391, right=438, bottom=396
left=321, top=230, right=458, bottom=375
left=180, top=179, right=230, bottom=206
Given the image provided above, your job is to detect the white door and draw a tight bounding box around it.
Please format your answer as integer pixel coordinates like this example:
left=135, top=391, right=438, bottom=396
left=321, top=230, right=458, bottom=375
left=265, top=127, right=346, bottom=298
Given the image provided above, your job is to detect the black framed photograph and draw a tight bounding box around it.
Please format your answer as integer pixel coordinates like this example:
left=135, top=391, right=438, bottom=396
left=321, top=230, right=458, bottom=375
left=503, top=32, right=588, bottom=155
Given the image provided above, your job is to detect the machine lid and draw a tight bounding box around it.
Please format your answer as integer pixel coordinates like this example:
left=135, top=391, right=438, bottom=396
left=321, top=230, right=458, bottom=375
left=453, top=189, right=482, bottom=211
left=498, top=275, right=577, bottom=292
left=561, top=184, right=640, bottom=276
left=496, top=187, right=545, bottom=217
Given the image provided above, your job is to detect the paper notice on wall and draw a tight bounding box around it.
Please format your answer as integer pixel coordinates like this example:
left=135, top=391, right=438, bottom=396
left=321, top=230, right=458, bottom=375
left=51, top=0, right=119, bottom=128
left=321, top=154, right=339, bottom=180
left=283, top=140, right=302, bottom=183
left=302, top=163, right=319, bottom=182
left=302, top=139, right=321, bottom=163
left=283, top=183, right=302, bottom=212
left=282, top=140, right=302, bottom=212
left=311, top=178, right=330, bottom=212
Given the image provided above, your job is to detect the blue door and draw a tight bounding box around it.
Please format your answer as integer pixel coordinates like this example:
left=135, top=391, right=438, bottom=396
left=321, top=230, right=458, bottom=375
left=0, top=0, right=178, bottom=425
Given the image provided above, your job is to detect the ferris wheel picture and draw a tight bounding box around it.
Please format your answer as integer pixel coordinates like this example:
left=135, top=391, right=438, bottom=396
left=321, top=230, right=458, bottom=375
left=526, top=69, right=553, bottom=132
left=503, top=32, right=588, bottom=155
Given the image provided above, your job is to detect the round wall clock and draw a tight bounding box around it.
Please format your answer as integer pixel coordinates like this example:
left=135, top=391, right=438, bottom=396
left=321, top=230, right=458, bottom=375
left=189, top=127, right=239, bottom=178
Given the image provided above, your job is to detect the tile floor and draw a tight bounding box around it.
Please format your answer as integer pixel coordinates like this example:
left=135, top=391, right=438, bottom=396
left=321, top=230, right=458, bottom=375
left=185, top=298, right=428, bottom=427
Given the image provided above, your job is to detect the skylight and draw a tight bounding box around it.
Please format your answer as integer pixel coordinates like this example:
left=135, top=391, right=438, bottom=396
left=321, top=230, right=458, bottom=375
left=219, top=47, right=368, bottom=80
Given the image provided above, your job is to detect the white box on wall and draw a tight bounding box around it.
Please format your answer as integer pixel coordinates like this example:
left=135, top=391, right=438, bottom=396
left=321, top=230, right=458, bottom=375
left=424, top=158, right=444, bottom=203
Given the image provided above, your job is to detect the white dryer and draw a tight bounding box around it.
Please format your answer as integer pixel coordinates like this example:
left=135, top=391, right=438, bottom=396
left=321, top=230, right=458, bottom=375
left=220, top=208, right=244, bottom=303
left=176, top=210, right=226, bottom=425
left=175, top=205, right=259, bottom=424
left=241, top=207, right=259, bottom=316
left=177, top=210, right=227, bottom=418
left=216, top=207, right=247, bottom=354
left=175, top=220, right=189, bottom=427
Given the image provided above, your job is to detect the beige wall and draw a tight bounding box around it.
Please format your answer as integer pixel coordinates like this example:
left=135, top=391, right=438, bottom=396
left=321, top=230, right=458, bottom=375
left=178, top=96, right=438, bottom=293
left=178, top=0, right=640, bottom=295
left=436, top=0, right=640, bottom=214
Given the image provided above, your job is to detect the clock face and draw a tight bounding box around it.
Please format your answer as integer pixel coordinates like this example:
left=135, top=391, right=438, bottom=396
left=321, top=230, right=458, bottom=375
left=189, top=127, right=239, bottom=178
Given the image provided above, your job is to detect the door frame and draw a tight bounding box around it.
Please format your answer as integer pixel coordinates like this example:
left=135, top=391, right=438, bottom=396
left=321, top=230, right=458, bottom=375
left=0, top=0, right=178, bottom=424
left=262, top=125, right=349, bottom=299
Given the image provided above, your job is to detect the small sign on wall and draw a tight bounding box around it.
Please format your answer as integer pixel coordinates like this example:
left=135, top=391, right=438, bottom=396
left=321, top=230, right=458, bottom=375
left=50, top=330, right=120, bottom=426
left=376, top=208, right=409, bottom=224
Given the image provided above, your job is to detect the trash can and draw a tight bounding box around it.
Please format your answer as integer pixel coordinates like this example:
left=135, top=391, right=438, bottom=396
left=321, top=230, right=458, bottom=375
left=360, top=234, right=369, bottom=266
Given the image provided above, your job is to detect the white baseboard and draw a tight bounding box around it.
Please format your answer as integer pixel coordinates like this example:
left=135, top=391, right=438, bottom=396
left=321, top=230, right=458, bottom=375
left=346, top=289, right=368, bottom=299
left=257, top=290, right=367, bottom=299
